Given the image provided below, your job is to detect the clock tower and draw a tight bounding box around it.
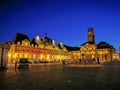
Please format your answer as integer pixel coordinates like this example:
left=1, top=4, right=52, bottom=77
left=87, top=27, right=95, bottom=43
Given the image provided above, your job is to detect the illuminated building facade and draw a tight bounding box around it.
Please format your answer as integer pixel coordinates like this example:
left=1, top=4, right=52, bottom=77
left=8, top=33, right=69, bottom=64
left=79, top=27, right=116, bottom=62
left=8, top=27, right=116, bottom=64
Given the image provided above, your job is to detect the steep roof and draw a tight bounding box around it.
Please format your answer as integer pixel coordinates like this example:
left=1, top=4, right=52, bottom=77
left=30, top=36, right=43, bottom=46
left=11, top=33, right=30, bottom=44
left=97, top=41, right=114, bottom=49
left=30, top=38, right=38, bottom=46
left=42, top=36, right=53, bottom=44
left=31, top=36, right=54, bottom=46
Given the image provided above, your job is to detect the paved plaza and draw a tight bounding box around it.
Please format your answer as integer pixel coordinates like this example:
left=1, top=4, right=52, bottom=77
left=0, top=61, right=120, bottom=90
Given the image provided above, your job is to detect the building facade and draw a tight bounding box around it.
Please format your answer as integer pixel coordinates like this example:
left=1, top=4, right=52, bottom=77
left=8, top=27, right=116, bottom=64
left=79, top=27, right=116, bottom=62
left=8, top=33, right=70, bottom=64
left=0, top=42, right=10, bottom=69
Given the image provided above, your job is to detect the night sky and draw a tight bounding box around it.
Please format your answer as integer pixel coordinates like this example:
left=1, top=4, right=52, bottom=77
left=0, top=0, right=120, bottom=51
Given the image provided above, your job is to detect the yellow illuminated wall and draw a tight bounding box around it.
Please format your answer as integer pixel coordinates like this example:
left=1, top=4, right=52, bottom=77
left=8, top=39, right=69, bottom=64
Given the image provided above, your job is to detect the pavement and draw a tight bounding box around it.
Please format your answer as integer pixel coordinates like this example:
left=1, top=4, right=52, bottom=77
left=0, top=61, right=120, bottom=90
left=65, top=63, right=102, bottom=68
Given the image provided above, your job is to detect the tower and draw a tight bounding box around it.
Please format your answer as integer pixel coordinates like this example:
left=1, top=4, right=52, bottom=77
left=87, top=27, right=95, bottom=43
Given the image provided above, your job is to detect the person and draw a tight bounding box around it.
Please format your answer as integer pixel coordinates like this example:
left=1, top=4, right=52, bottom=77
left=97, top=58, right=100, bottom=64
left=75, top=60, right=77, bottom=64
left=93, top=58, right=95, bottom=63
left=15, top=59, right=19, bottom=69
left=62, top=60, right=66, bottom=65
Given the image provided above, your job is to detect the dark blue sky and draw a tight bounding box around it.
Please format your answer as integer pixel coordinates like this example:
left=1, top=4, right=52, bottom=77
left=0, top=0, right=120, bottom=51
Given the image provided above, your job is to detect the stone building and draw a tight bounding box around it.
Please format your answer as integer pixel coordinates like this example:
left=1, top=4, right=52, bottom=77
left=0, top=42, right=10, bottom=70
left=7, top=27, right=116, bottom=64
left=79, top=27, right=116, bottom=62
left=8, top=33, right=69, bottom=64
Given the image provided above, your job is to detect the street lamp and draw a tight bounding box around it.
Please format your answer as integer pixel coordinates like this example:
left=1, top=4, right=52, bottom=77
left=110, top=47, right=112, bottom=62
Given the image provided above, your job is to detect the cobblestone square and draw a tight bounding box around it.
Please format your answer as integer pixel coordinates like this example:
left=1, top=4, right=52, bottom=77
left=0, top=61, right=120, bottom=90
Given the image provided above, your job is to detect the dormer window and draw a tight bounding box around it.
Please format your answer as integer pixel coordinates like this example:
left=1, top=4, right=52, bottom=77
left=17, top=42, right=20, bottom=45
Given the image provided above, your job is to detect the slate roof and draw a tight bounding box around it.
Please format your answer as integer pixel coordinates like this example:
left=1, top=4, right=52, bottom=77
left=97, top=41, right=114, bottom=49
left=11, top=33, right=30, bottom=44
left=30, top=38, right=38, bottom=46
left=31, top=36, right=53, bottom=46
left=42, top=36, right=53, bottom=44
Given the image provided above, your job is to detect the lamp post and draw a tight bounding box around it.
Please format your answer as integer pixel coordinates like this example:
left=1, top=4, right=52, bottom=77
left=110, top=47, right=112, bottom=62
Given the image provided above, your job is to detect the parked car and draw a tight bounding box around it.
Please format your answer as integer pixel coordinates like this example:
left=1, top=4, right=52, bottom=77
left=18, top=58, right=29, bottom=69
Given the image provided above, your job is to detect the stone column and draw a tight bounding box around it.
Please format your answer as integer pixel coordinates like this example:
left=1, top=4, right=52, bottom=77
left=0, top=43, right=10, bottom=70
